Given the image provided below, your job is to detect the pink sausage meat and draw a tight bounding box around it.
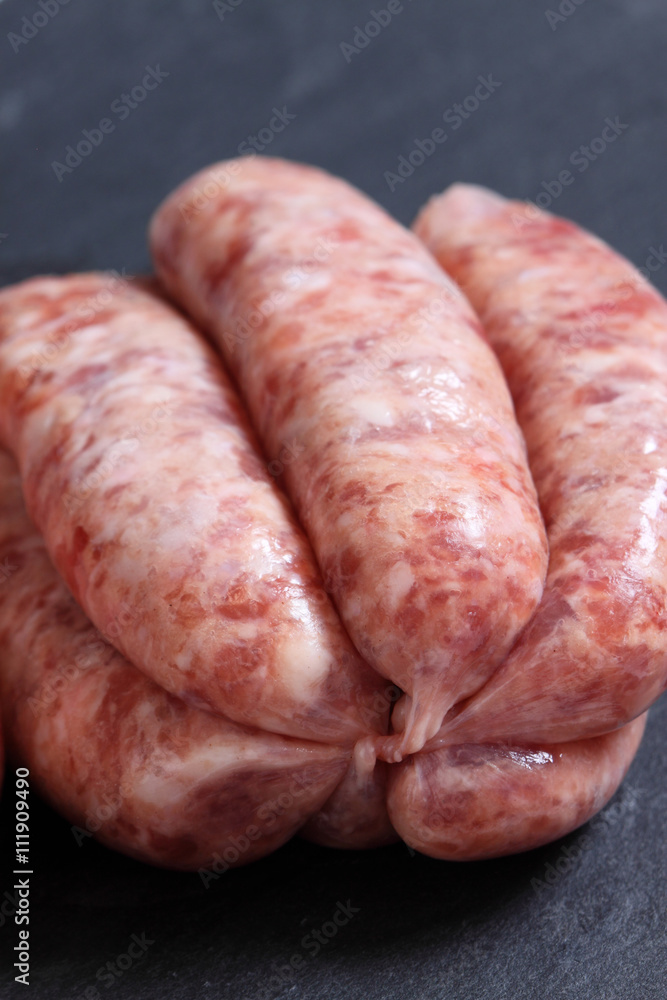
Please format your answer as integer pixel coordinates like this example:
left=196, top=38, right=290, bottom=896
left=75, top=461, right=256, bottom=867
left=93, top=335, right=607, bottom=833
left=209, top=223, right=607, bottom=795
left=0, top=274, right=387, bottom=745
left=150, top=157, right=548, bottom=756
left=0, top=449, right=349, bottom=870
left=0, top=438, right=645, bottom=863
left=414, top=185, right=667, bottom=744
left=387, top=717, right=646, bottom=860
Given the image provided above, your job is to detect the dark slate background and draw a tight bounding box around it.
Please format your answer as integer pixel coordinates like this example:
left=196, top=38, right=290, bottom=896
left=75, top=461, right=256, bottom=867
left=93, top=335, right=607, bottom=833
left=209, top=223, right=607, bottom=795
left=1, top=1, right=666, bottom=997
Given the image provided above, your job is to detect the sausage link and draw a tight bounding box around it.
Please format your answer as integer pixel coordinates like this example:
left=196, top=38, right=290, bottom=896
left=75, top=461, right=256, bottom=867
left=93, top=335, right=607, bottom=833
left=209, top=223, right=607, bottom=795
left=0, top=448, right=350, bottom=870
left=414, top=185, right=667, bottom=743
left=0, top=274, right=388, bottom=745
left=150, top=157, right=548, bottom=757
left=387, top=717, right=646, bottom=860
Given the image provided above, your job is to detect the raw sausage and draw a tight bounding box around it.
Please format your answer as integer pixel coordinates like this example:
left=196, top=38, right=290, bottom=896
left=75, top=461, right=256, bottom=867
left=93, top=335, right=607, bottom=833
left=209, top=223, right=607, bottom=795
left=0, top=274, right=387, bottom=745
left=150, top=157, right=548, bottom=757
left=387, top=718, right=646, bottom=860
left=0, top=449, right=350, bottom=870
left=414, top=184, right=667, bottom=744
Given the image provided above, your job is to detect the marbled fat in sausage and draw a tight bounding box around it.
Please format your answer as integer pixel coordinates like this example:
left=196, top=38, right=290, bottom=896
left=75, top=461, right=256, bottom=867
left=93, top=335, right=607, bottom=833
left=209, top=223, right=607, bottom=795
left=414, top=185, right=667, bottom=744
left=0, top=275, right=387, bottom=745
left=0, top=448, right=351, bottom=870
left=150, top=157, right=548, bottom=757
left=387, top=718, right=646, bottom=860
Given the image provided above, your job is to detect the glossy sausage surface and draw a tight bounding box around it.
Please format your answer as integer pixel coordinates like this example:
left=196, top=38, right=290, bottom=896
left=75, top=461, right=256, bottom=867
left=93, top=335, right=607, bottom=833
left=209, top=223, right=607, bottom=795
left=0, top=274, right=387, bottom=745
left=414, top=184, right=667, bottom=744
left=388, top=718, right=646, bottom=860
left=0, top=449, right=349, bottom=870
left=150, top=157, right=548, bottom=756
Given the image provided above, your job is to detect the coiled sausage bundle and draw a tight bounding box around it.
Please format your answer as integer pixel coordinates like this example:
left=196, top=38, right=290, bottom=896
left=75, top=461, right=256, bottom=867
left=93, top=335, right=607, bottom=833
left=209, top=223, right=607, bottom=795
left=0, top=160, right=663, bottom=865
